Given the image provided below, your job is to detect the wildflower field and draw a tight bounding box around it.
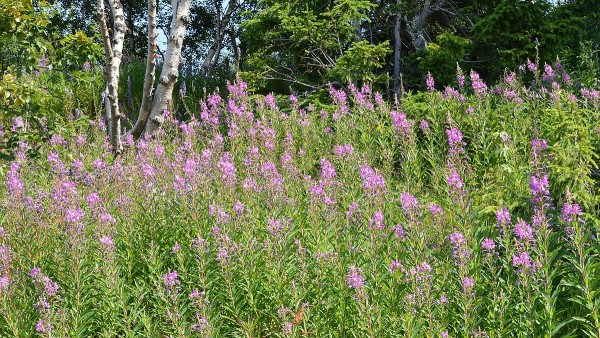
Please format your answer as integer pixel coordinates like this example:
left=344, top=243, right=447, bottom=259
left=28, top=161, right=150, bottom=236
left=1, top=67, right=600, bottom=337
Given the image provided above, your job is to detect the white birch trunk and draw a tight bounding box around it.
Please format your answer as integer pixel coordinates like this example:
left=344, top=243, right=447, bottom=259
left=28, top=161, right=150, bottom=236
left=201, top=0, right=237, bottom=76
left=130, top=0, right=158, bottom=139
left=144, top=0, right=192, bottom=135
left=98, top=0, right=126, bottom=153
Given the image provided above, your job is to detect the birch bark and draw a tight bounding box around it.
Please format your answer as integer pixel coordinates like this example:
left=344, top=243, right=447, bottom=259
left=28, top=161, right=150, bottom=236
left=130, top=0, right=158, bottom=139
left=144, top=0, right=192, bottom=135
left=201, top=0, right=237, bottom=76
left=98, top=0, right=126, bottom=153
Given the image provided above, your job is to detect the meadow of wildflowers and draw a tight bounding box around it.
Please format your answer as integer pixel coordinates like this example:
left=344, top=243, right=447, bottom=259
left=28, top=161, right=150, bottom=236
left=1, top=64, right=600, bottom=337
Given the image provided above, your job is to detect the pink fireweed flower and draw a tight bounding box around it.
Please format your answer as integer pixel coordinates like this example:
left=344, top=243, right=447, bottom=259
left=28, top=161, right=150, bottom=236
left=426, top=72, right=435, bottom=91
left=561, top=202, right=583, bottom=223
left=0, top=245, right=11, bottom=276
left=65, top=208, right=85, bottom=225
left=391, top=111, right=411, bottom=139
left=183, top=158, right=198, bottom=177
left=347, top=202, right=361, bottom=224
left=30, top=268, right=60, bottom=335
left=562, top=72, right=572, bottom=85
left=191, top=316, right=211, bottom=335
left=512, top=251, right=532, bottom=274
left=346, top=265, right=364, bottom=290
left=470, top=70, right=488, bottom=96
left=49, top=134, right=67, bottom=147
left=393, top=224, right=406, bottom=239
left=449, top=232, right=470, bottom=261
left=444, top=86, right=460, bottom=99
left=420, top=120, right=430, bottom=134
left=531, top=138, right=547, bottom=157
left=446, top=127, right=465, bottom=154
left=289, top=93, right=298, bottom=106
left=329, top=84, right=348, bottom=107
left=369, top=211, right=385, bottom=231
left=0, top=276, right=9, bottom=293
left=429, top=204, right=444, bottom=216
left=504, top=71, right=516, bottom=84
left=98, top=235, right=114, bottom=249
left=319, top=158, right=336, bottom=180
left=374, top=92, right=385, bottom=107
left=98, top=212, right=116, bottom=226
left=48, top=152, right=67, bottom=175
left=529, top=173, right=550, bottom=205
left=267, top=217, right=290, bottom=238
left=513, top=219, right=534, bottom=241
left=409, top=262, right=433, bottom=282
left=389, top=260, right=405, bottom=274
left=265, top=93, right=278, bottom=110
left=462, top=277, right=475, bottom=293
left=447, top=170, right=463, bottom=190
left=173, top=175, right=186, bottom=193
left=141, top=163, right=155, bottom=177
left=261, top=162, right=283, bottom=192
left=12, top=116, right=25, bottom=132
left=481, top=238, right=496, bottom=254
left=496, top=207, right=511, bottom=233
left=526, top=58, right=537, bottom=72
left=400, top=192, right=418, bottom=211
left=217, top=152, right=237, bottom=187
left=36, top=319, right=53, bottom=335
left=227, top=80, right=248, bottom=99
left=154, top=145, right=165, bottom=157
left=543, top=63, right=554, bottom=81
left=458, top=74, right=465, bottom=88
left=123, top=133, right=134, bottom=147
left=209, top=204, right=231, bottom=225
left=360, top=165, right=386, bottom=196
left=163, top=270, right=180, bottom=296
left=233, top=202, right=245, bottom=216
left=6, top=162, right=25, bottom=198
left=92, top=159, right=107, bottom=173
left=496, top=207, right=511, bottom=225
left=333, top=144, right=354, bottom=158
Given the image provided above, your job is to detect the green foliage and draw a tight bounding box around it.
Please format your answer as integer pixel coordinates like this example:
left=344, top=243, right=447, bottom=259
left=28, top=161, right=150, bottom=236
left=240, top=0, right=384, bottom=92
left=0, top=67, right=98, bottom=161
left=0, top=0, right=104, bottom=161
left=0, top=0, right=52, bottom=73
left=56, top=31, right=104, bottom=70
left=471, top=0, right=552, bottom=80
left=570, top=41, right=600, bottom=89
left=412, top=32, right=470, bottom=87
left=329, top=40, right=391, bottom=84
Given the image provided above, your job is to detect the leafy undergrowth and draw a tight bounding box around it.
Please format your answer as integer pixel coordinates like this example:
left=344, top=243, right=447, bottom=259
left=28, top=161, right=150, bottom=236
left=1, top=67, right=600, bottom=337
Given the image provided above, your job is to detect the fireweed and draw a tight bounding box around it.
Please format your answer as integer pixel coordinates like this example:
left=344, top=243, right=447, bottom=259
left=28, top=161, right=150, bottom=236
left=0, top=72, right=599, bottom=337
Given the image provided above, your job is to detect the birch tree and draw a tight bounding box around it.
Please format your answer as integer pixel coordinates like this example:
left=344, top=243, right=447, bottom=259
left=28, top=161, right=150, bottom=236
left=200, top=0, right=239, bottom=76
left=98, top=0, right=126, bottom=153
left=98, top=0, right=193, bottom=151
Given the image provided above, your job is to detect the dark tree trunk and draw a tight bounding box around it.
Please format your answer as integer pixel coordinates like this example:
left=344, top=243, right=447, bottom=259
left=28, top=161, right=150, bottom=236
left=393, top=0, right=402, bottom=97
